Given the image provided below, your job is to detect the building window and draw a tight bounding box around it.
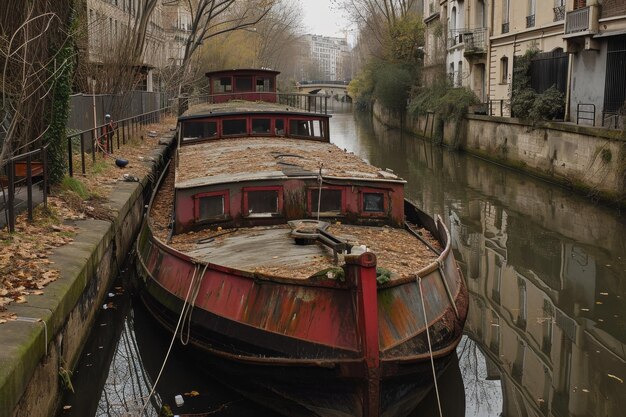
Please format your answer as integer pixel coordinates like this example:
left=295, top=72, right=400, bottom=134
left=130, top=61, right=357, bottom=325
left=256, top=77, right=273, bottom=92
left=500, top=57, right=509, bottom=84
left=309, top=188, right=344, bottom=215
left=502, top=0, right=510, bottom=33
left=222, top=119, right=247, bottom=136
left=361, top=191, right=386, bottom=213
left=251, top=118, right=271, bottom=135
left=243, top=187, right=283, bottom=217
left=182, top=121, right=217, bottom=141
left=194, top=191, right=230, bottom=222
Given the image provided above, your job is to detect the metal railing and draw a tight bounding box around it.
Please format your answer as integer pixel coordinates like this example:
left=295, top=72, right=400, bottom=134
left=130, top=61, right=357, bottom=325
left=488, top=100, right=511, bottom=117
left=66, top=107, right=171, bottom=177
left=565, top=6, right=590, bottom=34
left=526, top=14, right=535, bottom=28
left=554, top=5, right=565, bottom=22
left=576, top=103, right=596, bottom=126
left=448, top=28, right=466, bottom=48
left=502, top=22, right=510, bottom=34
left=1, top=144, right=49, bottom=232
left=602, top=111, right=624, bottom=129
left=464, top=28, right=487, bottom=55
left=278, top=93, right=329, bottom=114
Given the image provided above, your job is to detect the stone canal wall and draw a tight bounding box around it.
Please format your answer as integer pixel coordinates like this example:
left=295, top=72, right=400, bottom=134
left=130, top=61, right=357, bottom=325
left=373, top=101, right=626, bottom=204
left=0, top=135, right=174, bottom=417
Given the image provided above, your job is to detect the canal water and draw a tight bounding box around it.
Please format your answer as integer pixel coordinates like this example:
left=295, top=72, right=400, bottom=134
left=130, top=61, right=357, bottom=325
left=58, top=109, right=626, bottom=417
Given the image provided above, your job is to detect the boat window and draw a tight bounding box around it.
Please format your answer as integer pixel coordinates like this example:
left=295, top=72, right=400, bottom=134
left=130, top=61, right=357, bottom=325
left=363, top=192, right=385, bottom=213
left=222, top=119, right=247, bottom=136
left=251, top=118, right=271, bottom=135
left=194, top=191, right=229, bottom=221
left=244, top=187, right=282, bottom=217
left=235, top=76, right=253, bottom=92
left=214, top=77, right=232, bottom=93
left=256, top=77, right=273, bottom=92
left=182, top=121, right=218, bottom=141
left=275, top=119, right=285, bottom=136
left=310, top=188, right=343, bottom=214
left=289, top=119, right=324, bottom=139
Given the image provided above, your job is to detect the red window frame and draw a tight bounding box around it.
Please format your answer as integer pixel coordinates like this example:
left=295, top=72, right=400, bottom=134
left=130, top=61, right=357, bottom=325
left=193, top=190, right=230, bottom=222
left=250, top=117, right=272, bottom=136
left=287, top=117, right=326, bottom=139
left=359, top=188, right=388, bottom=217
left=242, top=186, right=283, bottom=217
left=220, top=117, right=249, bottom=137
left=307, top=186, right=346, bottom=215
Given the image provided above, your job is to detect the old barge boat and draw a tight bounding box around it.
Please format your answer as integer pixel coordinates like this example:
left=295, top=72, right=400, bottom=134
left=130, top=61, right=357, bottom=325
left=136, top=69, right=468, bottom=417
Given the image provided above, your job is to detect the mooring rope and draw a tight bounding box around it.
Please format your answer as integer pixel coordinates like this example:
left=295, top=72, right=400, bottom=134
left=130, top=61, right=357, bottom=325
left=180, top=262, right=209, bottom=346
left=417, top=275, right=444, bottom=417
left=139, top=263, right=202, bottom=416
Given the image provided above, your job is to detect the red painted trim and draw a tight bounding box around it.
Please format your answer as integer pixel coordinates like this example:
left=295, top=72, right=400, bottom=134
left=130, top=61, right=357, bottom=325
left=193, top=190, right=230, bottom=221
left=350, top=252, right=380, bottom=416
left=306, top=186, right=346, bottom=215
left=359, top=188, right=389, bottom=217
left=242, top=186, right=284, bottom=217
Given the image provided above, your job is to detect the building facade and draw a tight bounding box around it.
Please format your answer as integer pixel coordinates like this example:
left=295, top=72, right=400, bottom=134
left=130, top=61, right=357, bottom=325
left=303, top=34, right=351, bottom=81
left=83, top=0, right=188, bottom=92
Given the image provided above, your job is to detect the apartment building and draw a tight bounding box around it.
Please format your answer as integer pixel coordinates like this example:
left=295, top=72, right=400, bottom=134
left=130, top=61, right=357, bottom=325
left=82, top=0, right=196, bottom=93
left=487, top=0, right=568, bottom=117
left=423, top=1, right=447, bottom=86
left=566, top=0, right=626, bottom=127
left=303, top=34, right=350, bottom=81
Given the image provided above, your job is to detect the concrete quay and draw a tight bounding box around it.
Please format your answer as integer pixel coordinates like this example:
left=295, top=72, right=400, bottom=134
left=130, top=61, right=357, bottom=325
left=0, top=135, right=174, bottom=417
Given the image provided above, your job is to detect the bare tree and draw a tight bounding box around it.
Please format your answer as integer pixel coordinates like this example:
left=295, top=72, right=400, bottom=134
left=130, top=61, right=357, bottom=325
left=0, top=0, right=73, bottom=165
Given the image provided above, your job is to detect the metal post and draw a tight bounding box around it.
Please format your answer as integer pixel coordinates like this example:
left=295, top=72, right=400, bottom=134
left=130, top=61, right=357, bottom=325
left=26, top=156, right=33, bottom=221
left=80, top=132, right=86, bottom=175
left=116, top=125, right=120, bottom=149
left=7, top=161, right=15, bottom=233
left=42, top=146, right=48, bottom=209
left=67, top=137, right=73, bottom=177
left=91, top=129, right=96, bottom=162
left=500, top=100, right=503, bottom=116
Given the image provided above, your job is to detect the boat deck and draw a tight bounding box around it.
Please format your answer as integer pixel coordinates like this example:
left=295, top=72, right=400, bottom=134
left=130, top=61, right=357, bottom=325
left=167, top=224, right=441, bottom=280
left=175, top=138, right=404, bottom=188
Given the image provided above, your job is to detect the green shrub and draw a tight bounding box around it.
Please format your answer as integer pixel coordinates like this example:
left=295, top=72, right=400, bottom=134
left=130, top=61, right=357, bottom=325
left=409, top=81, right=479, bottom=122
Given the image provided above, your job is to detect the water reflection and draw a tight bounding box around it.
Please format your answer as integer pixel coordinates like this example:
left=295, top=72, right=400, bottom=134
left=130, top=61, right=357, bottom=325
left=331, top=111, right=626, bottom=417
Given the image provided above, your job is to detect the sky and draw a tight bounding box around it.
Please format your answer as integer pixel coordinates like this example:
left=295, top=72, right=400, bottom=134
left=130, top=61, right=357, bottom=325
left=300, top=0, right=351, bottom=37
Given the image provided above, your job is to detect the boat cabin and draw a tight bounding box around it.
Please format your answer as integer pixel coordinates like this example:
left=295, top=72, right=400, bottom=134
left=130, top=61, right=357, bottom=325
left=172, top=137, right=406, bottom=234
left=178, top=102, right=330, bottom=144
left=206, top=69, right=279, bottom=103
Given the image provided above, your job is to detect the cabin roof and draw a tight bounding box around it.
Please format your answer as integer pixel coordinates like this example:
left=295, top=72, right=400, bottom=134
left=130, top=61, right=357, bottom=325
left=180, top=101, right=329, bottom=120
left=205, top=68, right=280, bottom=78
left=175, top=137, right=405, bottom=189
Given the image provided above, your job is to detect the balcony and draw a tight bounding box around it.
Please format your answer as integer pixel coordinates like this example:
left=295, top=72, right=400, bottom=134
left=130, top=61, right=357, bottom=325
left=565, top=6, right=599, bottom=35
left=464, top=28, right=487, bottom=57
left=448, top=28, right=465, bottom=48
left=564, top=5, right=601, bottom=51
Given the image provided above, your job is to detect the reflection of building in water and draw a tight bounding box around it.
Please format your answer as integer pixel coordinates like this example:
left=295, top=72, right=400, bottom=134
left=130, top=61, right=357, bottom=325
left=451, top=200, right=626, bottom=417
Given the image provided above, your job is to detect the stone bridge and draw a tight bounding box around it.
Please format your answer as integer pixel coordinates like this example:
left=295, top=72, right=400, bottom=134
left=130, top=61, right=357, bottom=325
left=296, top=81, right=351, bottom=99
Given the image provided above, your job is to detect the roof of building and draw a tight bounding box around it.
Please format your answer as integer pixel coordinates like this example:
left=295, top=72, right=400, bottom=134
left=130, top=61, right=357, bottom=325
left=175, top=137, right=405, bottom=189
left=205, top=68, right=281, bottom=78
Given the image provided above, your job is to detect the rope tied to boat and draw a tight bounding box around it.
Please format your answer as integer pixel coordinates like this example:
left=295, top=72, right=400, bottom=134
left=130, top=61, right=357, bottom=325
left=139, top=262, right=206, bottom=416
left=180, top=262, right=209, bottom=345
left=417, top=275, right=444, bottom=417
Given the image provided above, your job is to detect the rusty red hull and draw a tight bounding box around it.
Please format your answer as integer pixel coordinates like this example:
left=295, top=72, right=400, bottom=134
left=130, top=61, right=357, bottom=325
left=136, top=201, right=468, bottom=417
